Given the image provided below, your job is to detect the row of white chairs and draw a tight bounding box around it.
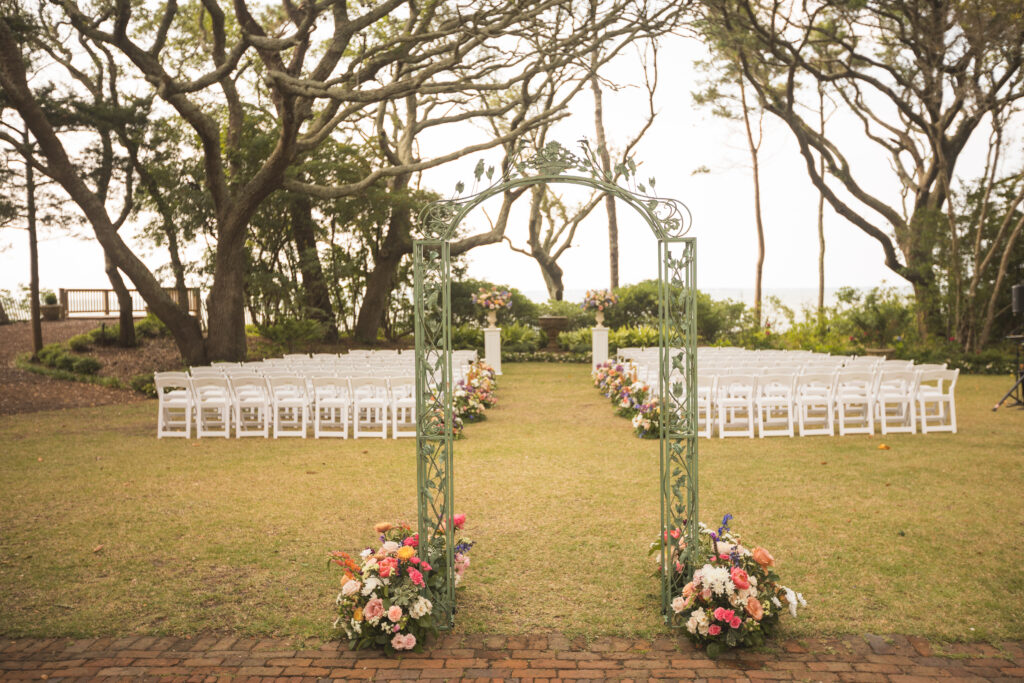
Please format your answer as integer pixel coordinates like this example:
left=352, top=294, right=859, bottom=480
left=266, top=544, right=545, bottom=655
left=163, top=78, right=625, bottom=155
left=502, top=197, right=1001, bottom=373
left=155, top=373, right=417, bottom=440
left=682, top=368, right=958, bottom=438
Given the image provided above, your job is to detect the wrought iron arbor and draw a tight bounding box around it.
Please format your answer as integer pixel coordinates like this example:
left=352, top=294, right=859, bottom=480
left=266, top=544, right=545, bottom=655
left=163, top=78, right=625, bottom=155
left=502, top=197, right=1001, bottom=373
left=413, top=141, right=698, bottom=628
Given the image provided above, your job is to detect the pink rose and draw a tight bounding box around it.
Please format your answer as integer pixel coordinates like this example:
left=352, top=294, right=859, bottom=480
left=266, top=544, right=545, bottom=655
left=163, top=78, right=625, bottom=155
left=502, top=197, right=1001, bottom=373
left=719, top=554, right=730, bottom=561
left=700, top=588, right=713, bottom=600
left=708, top=624, right=722, bottom=636
left=729, top=616, right=742, bottom=629
left=730, top=567, right=750, bottom=590
left=713, top=607, right=735, bottom=622
left=420, top=561, right=432, bottom=572
left=453, top=513, right=466, bottom=529
left=391, top=633, right=416, bottom=650
left=387, top=605, right=403, bottom=622
left=403, top=535, right=419, bottom=548
left=670, top=528, right=681, bottom=539
left=408, top=568, right=425, bottom=587
left=363, top=598, right=384, bottom=622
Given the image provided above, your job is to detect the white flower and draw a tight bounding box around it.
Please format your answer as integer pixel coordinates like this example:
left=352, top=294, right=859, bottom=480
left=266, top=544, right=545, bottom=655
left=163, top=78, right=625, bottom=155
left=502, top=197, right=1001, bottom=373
left=361, top=557, right=378, bottom=572
left=671, top=596, right=688, bottom=614
left=381, top=541, right=400, bottom=554
left=410, top=597, right=432, bottom=619
left=699, top=564, right=735, bottom=597
left=341, top=580, right=361, bottom=597
left=771, top=596, right=782, bottom=608
left=783, top=588, right=798, bottom=617
left=361, top=578, right=382, bottom=596
left=359, top=548, right=372, bottom=559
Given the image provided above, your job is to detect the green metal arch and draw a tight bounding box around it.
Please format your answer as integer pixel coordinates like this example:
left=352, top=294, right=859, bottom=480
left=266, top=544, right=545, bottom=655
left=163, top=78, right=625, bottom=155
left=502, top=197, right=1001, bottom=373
left=413, top=141, right=698, bottom=628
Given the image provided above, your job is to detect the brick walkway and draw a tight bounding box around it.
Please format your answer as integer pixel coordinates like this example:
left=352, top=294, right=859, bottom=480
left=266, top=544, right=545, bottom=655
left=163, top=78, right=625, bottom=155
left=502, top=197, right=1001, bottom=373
left=2, top=633, right=1023, bottom=681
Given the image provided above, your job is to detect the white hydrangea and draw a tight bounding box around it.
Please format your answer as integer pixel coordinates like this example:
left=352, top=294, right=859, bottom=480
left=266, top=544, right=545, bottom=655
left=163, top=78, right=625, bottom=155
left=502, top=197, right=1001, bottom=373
left=361, top=577, right=382, bottom=596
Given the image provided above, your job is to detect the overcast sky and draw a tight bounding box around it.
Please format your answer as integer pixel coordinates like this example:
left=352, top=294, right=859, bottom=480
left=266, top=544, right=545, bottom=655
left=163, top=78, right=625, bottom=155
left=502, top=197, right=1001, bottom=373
left=3, top=34, right=993, bottom=308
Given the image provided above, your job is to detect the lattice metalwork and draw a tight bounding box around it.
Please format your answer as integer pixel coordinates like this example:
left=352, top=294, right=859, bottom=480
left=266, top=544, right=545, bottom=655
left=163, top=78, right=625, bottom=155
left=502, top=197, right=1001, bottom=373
left=658, top=238, right=699, bottom=616
left=413, top=140, right=697, bottom=628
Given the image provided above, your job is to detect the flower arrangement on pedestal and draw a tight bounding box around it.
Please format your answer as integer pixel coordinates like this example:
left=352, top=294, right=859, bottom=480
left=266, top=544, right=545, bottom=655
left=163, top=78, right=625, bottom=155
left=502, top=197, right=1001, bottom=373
left=331, top=516, right=474, bottom=654
left=582, top=289, right=618, bottom=326
left=472, top=287, right=512, bottom=327
left=652, top=514, right=805, bottom=658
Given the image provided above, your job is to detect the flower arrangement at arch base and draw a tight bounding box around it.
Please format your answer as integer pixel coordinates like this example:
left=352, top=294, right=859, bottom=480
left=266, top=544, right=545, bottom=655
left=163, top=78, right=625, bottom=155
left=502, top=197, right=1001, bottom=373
left=331, top=515, right=474, bottom=654
left=653, top=514, right=806, bottom=658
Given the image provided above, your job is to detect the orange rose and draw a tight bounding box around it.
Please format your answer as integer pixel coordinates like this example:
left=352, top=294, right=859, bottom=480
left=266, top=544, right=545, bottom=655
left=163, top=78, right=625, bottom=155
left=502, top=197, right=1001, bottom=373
left=374, top=522, right=392, bottom=533
left=682, top=582, right=695, bottom=597
left=752, top=547, right=775, bottom=568
left=746, top=596, right=764, bottom=621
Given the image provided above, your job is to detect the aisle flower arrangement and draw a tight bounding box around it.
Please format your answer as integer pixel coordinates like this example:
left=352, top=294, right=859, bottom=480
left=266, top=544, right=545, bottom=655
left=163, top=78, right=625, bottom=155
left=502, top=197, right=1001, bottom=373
left=581, top=288, right=618, bottom=311
left=652, top=514, right=806, bottom=658
left=471, top=287, right=513, bottom=310
left=331, top=516, right=474, bottom=654
left=426, top=360, right=498, bottom=435
left=630, top=396, right=661, bottom=438
left=593, top=361, right=662, bottom=438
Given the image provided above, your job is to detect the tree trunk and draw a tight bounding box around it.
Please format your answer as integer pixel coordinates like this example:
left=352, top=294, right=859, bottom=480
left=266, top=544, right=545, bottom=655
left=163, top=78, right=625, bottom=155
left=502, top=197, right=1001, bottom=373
left=978, top=211, right=1024, bottom=348
left=104, top=255, right=137, bottom=346
left=354, top=180, right=414, bottom=345
left=24, top=126, right=42, bottom=356
left=738, top=73, right=766, bottom=327
left=537, top=254, right=565, bottom=301
left=289, top=193, right=338, bottom=341
left=816, top=87, right=826, bottom=326
left=591, top=70, right=618, bottom=290
left=0, top=28, right=209, bottom=365
left=205, top=217, right=249, bottom=360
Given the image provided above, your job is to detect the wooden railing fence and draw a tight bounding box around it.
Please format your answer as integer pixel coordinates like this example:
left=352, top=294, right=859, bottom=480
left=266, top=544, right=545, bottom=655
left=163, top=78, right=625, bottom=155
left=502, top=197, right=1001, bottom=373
left=58, top=287, right=202, bottom=318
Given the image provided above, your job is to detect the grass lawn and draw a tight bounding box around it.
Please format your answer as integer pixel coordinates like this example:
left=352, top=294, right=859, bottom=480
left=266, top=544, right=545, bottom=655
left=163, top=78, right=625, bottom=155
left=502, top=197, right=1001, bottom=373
left=1, top=363, right=1022, bottom=643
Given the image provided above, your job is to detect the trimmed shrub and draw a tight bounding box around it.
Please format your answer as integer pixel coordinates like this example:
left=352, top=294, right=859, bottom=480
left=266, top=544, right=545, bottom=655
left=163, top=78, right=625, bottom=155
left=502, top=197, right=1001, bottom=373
left=67, top=333, right=93, bottom=352
left=72, top=357, right=101, bottom=375
left=557, top=328, right=591, bottom=354
left=130, top=372, right=157, bottom=397
left=89, top=323, right=119, bottom=346
left=258, top=318, right=326, bottom=351
left=134, top=313, right=168, bottom=338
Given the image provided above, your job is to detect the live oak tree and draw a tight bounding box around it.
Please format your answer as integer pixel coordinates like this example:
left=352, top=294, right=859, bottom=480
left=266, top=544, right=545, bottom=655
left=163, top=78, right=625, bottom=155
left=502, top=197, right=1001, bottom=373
left=697, top=0, right=1024, bottom=341
left=2, top=0, right=671, bottom=360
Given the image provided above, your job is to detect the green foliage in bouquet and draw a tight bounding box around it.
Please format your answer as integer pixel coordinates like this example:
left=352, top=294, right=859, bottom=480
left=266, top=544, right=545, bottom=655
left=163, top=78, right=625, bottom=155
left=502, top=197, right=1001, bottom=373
left=652, top=514, right=806, bottom=658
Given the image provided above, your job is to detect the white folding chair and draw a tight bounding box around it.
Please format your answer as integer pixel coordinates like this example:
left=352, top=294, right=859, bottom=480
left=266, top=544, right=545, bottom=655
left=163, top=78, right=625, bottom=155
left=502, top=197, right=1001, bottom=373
left=230, top=376, right=271, bottom=438
left=755, top=372, right=795, bottom=437
left=192, top=376, right=232, bottom=438
left=390, top=376, right=417, bottom=438
left=312, top=376, right=352, bottom=439
left=351, top=377, right=390, bottom=439
left=795, top=372, right=836, bottom=436
left=917, top=368, right=958, bottom=434
left=876, top=369, right=918, bottom=434
left=834, top=370, right=877, bottom=435
left=716, top=373, right=757, bottom=438
left=155, top=372, right=193, bottom=438
left=189, top=366, right=225, bottom=378
left=268, top=376, right=308, bottom=438
left=696, top=374, right=716, bottom=439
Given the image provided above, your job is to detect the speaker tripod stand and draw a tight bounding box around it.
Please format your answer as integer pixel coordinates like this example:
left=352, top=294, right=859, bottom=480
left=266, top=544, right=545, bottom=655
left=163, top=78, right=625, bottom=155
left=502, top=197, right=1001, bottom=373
left=993, top=334, right=1024, bottom=411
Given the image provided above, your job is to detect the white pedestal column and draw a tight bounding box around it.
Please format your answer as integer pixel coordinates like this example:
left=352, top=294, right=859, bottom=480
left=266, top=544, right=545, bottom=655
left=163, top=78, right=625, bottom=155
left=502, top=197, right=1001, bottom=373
left=592, top=325, right=609, bottom=370
left=484, top=327, right=502, bottom=375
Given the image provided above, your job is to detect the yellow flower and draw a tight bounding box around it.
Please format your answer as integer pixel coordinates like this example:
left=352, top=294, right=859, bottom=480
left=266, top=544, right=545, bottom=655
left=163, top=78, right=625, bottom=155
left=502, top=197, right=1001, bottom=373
left=352, top=607, right=363, bottom=622
left=397, top=546, right=415, bottom=561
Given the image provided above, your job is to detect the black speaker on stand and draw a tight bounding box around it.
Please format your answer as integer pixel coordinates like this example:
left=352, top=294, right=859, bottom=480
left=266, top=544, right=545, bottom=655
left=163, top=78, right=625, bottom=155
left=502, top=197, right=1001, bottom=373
left=993, top=283, right=1024, bottom=410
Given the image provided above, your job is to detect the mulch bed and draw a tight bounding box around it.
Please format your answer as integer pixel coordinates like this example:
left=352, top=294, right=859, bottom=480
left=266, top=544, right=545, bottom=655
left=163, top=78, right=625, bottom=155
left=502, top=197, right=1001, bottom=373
left=0, top=319, right=181, bottom=416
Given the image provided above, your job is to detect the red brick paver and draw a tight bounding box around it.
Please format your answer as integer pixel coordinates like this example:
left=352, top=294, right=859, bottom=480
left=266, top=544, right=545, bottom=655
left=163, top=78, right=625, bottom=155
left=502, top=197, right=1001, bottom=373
left=2, top=634, right=1022, bottom=681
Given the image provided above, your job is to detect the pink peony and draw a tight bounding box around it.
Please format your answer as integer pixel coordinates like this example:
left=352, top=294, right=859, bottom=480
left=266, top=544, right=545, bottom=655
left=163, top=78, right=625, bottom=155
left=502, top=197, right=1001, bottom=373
left=453, top=513, right=466, bottom=529
left=708, top=624, right=722, bottom=636
left=387, top=605, right=403, bottom=622
left=730, top=566, right=750, bottom=590
left=408, top=568, right=425, bottom=587
left=363, top=598, right=384, bottom=622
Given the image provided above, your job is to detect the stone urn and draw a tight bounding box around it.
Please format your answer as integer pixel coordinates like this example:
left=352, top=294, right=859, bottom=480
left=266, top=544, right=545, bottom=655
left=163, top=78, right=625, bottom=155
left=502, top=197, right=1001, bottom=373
left=487, top=309, right=498, bottom=328
left=594, top=310, right=605, bottom=328
left=537, top=315, right=569, bottom=351
left=40, top=304, right=63, bottom=321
